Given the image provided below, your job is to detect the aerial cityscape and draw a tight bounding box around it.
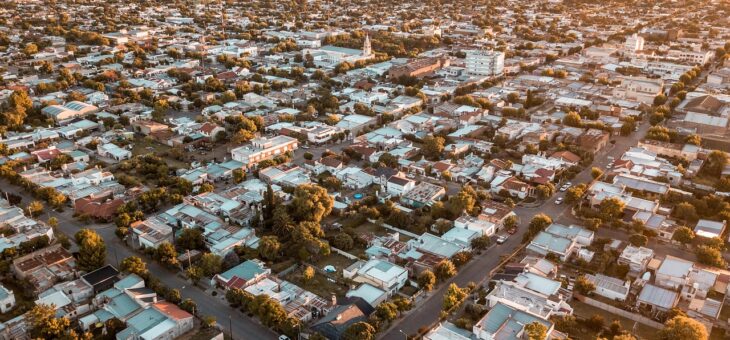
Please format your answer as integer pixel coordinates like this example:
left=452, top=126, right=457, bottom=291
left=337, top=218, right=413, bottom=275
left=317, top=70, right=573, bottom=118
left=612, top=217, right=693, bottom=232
left=0, top=0, right=727, bottom=339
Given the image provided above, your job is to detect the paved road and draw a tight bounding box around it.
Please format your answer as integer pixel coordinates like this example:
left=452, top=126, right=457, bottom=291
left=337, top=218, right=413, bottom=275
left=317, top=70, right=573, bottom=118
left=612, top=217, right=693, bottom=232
left=1, top=180, right=277, bottom=340
left=379, top=119, right=651, bottom=339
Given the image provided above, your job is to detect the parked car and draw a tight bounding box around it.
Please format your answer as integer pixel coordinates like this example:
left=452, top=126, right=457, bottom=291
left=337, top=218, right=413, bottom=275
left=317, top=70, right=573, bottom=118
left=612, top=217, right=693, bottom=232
left=497, top=235, right=508, bottom=244
left=555, top=197, right=563, bottom=205
left=559, top=184, right=570, bottom=192
left=507, top=227, right=517, bottom=235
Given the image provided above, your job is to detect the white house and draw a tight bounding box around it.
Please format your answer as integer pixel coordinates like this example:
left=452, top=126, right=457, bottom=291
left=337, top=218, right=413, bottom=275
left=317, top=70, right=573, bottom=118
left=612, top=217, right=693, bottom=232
left=344, top=259, right=408, bottom=296
left=0, top=284, right=15, bottom=313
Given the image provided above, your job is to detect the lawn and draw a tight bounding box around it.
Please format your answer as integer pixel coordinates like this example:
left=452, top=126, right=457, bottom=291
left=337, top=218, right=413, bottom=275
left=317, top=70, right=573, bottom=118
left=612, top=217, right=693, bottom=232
left=570, top=300, right=657, bottom=340
left=130, top=137, right=189, bottom=169
left=312, top=253, right=357, bottom=273
left=0, top=279, right=35, bottom=322
left=284, top=267, right=350, bottom=299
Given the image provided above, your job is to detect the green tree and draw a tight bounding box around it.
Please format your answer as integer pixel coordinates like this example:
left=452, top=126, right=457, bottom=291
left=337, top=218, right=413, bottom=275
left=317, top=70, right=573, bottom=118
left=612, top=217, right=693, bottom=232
left=120, top=256, right=148, bottom=277
left=75, top=229, right=106, bottom=272
left=657, top=316, right=708, bottom=340
left=156, top=242, right=179, bottom=267
left=302, top=266, right=315, bottom=284
left=342, top=322, right=376, bottom=340
left=565, top=184, right=586, bottom=203
left=375, top=301, right=399, bottom=322
left=696, top=246, right=726, bottom=268
left=471, top=235, right=491, bottom=250
left=27, top=200, right=44, bottom=216
left=259, top=236, right=281, bottom=261
left=186, top=266, right=203, bottom=284
left=528, top=214, right=552, bottom=236
left=672, top=226, right=695, bottom=244
left=599, top=197, right=625, bottom=222
left=198, top=253, right=222, bottom=277
left=673, top=202, right=698, bottom=223
left=418, top=269, right=436, bottom=291
left=629, top=233, right=648, bottom=247
left=23, top=43, right=38, bottom=56
left=26, top=304, right=71, bottom=338
left=524, top=322, right=548, bottom=340
left=434, top=259, right=457, bottom=282
left=590, top=167, right=603, bottom=180
left=176, top=228, right=205, bottom=250
left=422, top=135, right=445, bottom=160
left=703, top=150, right=728, bottom=177
left=562, top=111, right=582, bottom=127
left=442, top=283, right=467, bottom=311
left=290, top=184, right=333, bottom=223
left=574, top=275, right=596, bottom=295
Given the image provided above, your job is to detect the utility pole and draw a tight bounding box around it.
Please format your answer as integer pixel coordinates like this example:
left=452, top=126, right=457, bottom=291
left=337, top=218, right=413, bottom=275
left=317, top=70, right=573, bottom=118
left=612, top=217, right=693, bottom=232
left=229, top=314, right=234, bottom=340
left=187, top=249, right=192, bottom=268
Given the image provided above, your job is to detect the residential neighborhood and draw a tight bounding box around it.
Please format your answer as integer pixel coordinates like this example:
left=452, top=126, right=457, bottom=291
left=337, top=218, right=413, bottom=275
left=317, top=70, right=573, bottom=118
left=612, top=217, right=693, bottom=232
left=0, top=0, right=727, bottom=340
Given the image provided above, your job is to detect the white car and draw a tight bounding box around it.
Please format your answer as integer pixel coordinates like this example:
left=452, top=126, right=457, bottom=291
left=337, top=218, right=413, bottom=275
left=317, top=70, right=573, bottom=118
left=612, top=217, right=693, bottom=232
left=555, top=197, right=564, bottom=205
left=497, top=235, right=507, bottom=244
left=559, top=184, right=570, bottom=192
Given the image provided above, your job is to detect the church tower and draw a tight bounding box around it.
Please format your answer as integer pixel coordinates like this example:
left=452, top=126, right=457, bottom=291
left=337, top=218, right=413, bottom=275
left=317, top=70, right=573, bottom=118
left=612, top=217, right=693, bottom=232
left=362, top=34, right=372, bottom=57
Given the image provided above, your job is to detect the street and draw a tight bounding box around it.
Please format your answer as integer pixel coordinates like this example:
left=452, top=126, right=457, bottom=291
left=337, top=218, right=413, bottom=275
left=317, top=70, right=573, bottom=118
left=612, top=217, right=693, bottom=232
left=378, top=118, right=652, bottom=339
left=0, top=179, right=278, bottom=340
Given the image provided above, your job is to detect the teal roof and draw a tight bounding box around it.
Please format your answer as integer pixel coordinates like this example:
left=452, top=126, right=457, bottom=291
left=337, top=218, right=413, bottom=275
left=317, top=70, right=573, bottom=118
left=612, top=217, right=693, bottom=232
left=106, top=293, right=142, bottom=319
left=220, top=260, right=267, bottom=281
left=478, top=302, right=551, bottom=339
left=114, top=274, right=144, bottom=290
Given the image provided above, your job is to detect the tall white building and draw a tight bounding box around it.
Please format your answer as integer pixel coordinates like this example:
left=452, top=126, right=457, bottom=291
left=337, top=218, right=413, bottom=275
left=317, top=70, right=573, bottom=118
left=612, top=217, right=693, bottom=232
left=624, top=33, right=644, bottom=53
left=465, top=50, right=505, bottom=77
left=231, top=136, right=298, bottom=169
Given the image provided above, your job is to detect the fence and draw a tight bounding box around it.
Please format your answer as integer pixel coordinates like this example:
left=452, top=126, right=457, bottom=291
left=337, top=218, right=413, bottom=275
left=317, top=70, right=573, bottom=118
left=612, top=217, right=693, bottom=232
left=574, top=294, right=664, bottom=329
left=330, top=246, right=360, bottom=260
left=367, top=219, right=419, bottom=238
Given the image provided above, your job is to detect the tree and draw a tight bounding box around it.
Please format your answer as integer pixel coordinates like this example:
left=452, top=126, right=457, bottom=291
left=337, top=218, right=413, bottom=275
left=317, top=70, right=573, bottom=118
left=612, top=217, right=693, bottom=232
left=448, top=185, right=479, bottom=216
left=418, top=269, right=436, bottom=291
left=186, top=266, right=203, bottom=284
left=696, top=246, right=726, bottom=268
left=574, top=275, right=596, bottom=295
left=629, top=233, right=648, bottom=247
left=673, top=202, right=698, bottom=223
left=156, top=242, right=179, bottom=267
left=75, top=229, right=106, bottom=272
left=26, top=304, right=71, bottom=338
left=290, top=184, right=333, bottom=223
left=23, top=43, right=39, bottom=56
left=657, top=316, right=708, bottom=340
left=375, top=301, right=399, bottom=322
left=672, top=226, right=695, bottom=244
left=259, top=236, right=281, bottom=261
left=198, top=253, right=223, bottom=277
left=452, top=251, right=472, bottom=267
left=443, top=283, right=467, bottom=311
left=562, top=111, right=582, bottom=127
left=565, top=184, right=586, bottom=203
left=703, top=150, right=728, bottom=177
left=422, top=135, right=445, bottom=160
left=27, top=200, right=44, bottom=216
left=332, top=232, right=354, bottom=250
left=176, top=228, right=205, bottom=250
left=471, top=235, right=491, bottom=250
left=590, top=167, right=603, bottom=180
left=120, top=256, right=148, bottom=277
left=434, top=260, right=457, bottom=282
left=528, top=214, right=552, bottom=236
left=302, top=266, right=315, bottom=283
left=342, top=322, right=376, bottom=340
left=654, top=94, right=668, bottom=106
left=598, top=197, right=625, bottom=222
left=524, top=322, right=548, bottom=340
left=232, top=169, right=245, bottom=183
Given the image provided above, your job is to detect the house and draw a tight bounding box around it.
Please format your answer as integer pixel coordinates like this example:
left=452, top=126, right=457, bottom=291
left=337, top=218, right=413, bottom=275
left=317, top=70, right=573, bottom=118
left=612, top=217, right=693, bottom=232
left=97, top=143, right=132, bottom=161
left=81, top=265, right=120, bottom=293
left=526, top=224, right=593, bottom=261
left=41, top=101, right=98, bottom=122
left=578, top=129, right=610, bottom=153
left=472, top=302, right=554, bottom=340
left=490, top=176, right=533, bottom=199
left=343, top=259, right=408, bottom=296
left=612, top=76, right=663, bottom=105
left=585, top=274, right=630, bottom=301
left=310, top=297, right=373, bottom=340
left=487, top=273, right=573, bottom=318
left=212, top=259, right=270, bottom=290
left=453, top=215, right=497, bottom=236
left=385, top=175, right=415, bottom=196
left=400, top=182, right=445, bottom=208
left=12, top=244, right=77, bottom=294
left=130, top=216, right=173, bottom=249
left=637, top=284, right=679, bottom=312
left=345, top=283, right=388, bottom=308
left=230, top=136, right=298, bottom=169
left=618, top=245, right=654, bottom=275
left=0, top=284, right=15, bottom=313
left=694, top=219, right=726, bottom=239
left=655, top=256, right=694, bottom=290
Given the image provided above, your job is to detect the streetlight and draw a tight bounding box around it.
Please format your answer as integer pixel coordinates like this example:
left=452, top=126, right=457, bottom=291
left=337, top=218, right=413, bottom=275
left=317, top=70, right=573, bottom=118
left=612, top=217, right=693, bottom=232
left=399, top=329, right=408, bottom=340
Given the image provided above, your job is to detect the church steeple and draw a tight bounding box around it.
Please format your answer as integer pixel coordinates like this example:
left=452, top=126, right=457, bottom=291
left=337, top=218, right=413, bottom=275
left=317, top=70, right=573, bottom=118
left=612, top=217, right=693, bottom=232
left=362, top=34, right=372, bottom=57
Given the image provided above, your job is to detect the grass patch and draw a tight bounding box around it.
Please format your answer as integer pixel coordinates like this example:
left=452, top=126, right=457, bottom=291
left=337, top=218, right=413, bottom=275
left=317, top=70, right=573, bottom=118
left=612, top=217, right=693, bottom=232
left=312, top=253, right=357, bottom=273
left=130, top=137, right=189, bottom=169
left=570, top=300, right=657, bottom=340
left=0, top=279, right=35, bottom=322
left=285, top=268, right=349, bottom=299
